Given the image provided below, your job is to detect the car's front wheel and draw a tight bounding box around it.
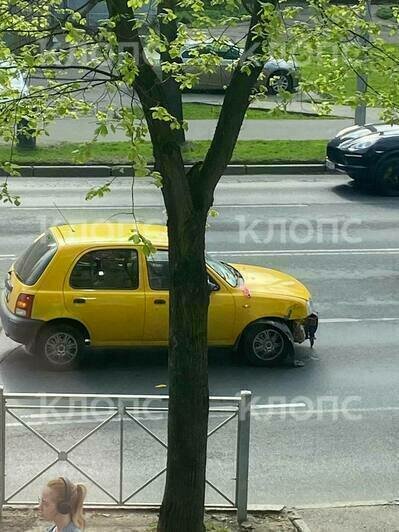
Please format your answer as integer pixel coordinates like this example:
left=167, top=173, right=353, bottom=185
left=243, top=323, right=293, bottom=366
left=374, top=156, right=399, bottom=196
left=267, top=71, right=293, bottom=95
left=36, top=323, right=84, bottom=371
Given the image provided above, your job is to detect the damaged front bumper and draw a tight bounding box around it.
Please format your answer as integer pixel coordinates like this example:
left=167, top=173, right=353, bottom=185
left=292, top=313, right=319, bottom=347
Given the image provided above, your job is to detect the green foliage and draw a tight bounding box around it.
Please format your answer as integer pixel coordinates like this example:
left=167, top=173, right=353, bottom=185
left=85, top=182, right=112, bottom=200
left=376, top=5, right=395, bottom=19
left=151, top=106, right=185, bottom=129
left=1, top=0, right=399, bottom=179
left=151, top=171, right=163, bottom=188
left=129, top=230, right=157, bottom=256
left=0, top=180, right=21, bottom=206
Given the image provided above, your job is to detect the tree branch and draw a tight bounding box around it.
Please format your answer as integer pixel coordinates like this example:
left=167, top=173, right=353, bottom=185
left=198, top=0, right=270, bottom=203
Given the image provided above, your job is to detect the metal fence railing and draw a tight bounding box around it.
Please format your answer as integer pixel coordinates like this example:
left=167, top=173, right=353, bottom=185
left=0, top=388, right=252, bottom=523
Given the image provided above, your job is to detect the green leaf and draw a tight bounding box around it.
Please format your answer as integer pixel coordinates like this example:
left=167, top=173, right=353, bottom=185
left=129, top=231, right=156, bottom=256
left=0, top=180, right=21, bottom=206
left=129, top=233, right=141, bottom=244
left=151, top=171, right=163, bottom=188
left=85, top=183, right=112, bottom=201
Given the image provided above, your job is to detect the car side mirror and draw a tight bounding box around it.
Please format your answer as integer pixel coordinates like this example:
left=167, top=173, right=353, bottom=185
left=207, top=279, right=219, bottom=293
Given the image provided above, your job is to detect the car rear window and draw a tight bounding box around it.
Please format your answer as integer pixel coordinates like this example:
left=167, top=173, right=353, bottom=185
left=14, top=231, right=58, bottom=285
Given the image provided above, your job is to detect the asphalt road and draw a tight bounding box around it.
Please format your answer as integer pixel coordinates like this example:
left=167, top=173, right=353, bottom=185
left=1, top=174, right=399, bottom=508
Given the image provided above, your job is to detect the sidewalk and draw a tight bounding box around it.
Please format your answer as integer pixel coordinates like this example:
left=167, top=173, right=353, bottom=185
left=0, top=508, right=296, bottom=531
left=297, top=502, right=399, bottom=532
left=1, top=504, right=398, bottom=531
left=39, top=116, right=351, bottom=143
left=12, top=93, right=382, bottom=144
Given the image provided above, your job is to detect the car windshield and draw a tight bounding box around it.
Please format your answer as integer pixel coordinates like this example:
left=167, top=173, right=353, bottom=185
left=206, top=255, right=240, bottom=287
left=14, top=231, right=58, bottom=285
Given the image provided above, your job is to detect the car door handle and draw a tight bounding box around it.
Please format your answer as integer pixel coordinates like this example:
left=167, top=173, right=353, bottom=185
left=73, top=298, right=87, bottom=304
left=154, top=299, right=166, bottom=305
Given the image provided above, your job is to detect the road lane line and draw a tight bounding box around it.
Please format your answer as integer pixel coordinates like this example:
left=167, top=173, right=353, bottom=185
left=4, top=248, right=399, bottom=261
left=208, top=248, right=399, bottom=256
left=3, top=203, right=309, bottom=211
left=6, top=405, right=399, bottom=428
left=0, top=203, right=309, bottom=212
left=320, top=317, right=399, bottom=323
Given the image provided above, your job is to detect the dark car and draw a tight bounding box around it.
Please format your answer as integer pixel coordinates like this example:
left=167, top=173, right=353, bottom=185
left=326, top=123, right=399, bottom=195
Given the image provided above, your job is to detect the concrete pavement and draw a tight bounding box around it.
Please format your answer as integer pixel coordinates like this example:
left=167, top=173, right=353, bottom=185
left=297, top=503, right=399, bottom=532
left=39, top=116, right=351, bottom=143
left=5, top=92, right=384, bottom=144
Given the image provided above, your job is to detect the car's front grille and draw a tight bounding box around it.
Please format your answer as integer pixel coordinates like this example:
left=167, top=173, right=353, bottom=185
left=327, top=145, right=346, bottom=165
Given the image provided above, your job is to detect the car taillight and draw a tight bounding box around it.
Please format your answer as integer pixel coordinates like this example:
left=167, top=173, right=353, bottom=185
left=15, top=293, right=34, bottom=318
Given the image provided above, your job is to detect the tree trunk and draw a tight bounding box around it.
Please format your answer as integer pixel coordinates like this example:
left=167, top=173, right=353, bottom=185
left=157, top=206, right=209, bottom=532
left=111, top=3, right=268, bottom=529
left=150, top=145, right=210, bottom=531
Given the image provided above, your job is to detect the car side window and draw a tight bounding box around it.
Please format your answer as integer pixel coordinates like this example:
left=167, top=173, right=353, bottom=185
left=147, top=250, right=220, bottom=291
left=70, top=249, right=139, bottom=290
left=147, top=250, right=170, bottom=290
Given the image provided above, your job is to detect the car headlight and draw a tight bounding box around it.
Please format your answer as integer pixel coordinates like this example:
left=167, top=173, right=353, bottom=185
left=339, top=134, right=379, bottom=152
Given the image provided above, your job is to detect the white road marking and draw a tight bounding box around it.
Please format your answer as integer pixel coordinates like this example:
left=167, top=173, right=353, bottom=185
left=320, top=317, right=399, bottom=323
left=3, top=248, right=399, bottom=262
left=6, top=405, right=399, bottom=428
left=1, top=203, right=308, bottom=210
left=208, top=248, right=399, bottom=256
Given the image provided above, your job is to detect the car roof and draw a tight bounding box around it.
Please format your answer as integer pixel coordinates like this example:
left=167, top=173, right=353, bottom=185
left=53, top=223, right=168, bottom=247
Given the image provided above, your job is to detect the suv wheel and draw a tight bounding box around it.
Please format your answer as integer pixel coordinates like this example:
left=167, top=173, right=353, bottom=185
left=267, top=71, right=293, bottom=95
left=37, top=323, right=84, bottom=371
left=243, top=323, right=293, bottom=366
left=374, top=156, right=399, bottom=196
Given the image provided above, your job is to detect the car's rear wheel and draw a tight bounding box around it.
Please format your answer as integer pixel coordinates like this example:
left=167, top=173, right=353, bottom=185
left=267, top=71, right=293, bottom=95
left=243, top=323, right=293, bottom=366
left=374, top=156, right=399, bottom=196
left=36, top=323, right=84, bottom=371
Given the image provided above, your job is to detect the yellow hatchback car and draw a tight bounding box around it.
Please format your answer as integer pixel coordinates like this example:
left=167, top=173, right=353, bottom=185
left=0, top=223, right=318, bottom=370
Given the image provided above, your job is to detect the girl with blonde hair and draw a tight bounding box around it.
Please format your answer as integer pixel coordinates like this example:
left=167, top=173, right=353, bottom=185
left=38, top=477, right=87, bottom=531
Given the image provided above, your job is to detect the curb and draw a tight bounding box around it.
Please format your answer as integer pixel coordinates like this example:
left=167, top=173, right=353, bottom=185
left=287, top=509, right=312, bottom=532
left=0, top=164, right=330, bottom=178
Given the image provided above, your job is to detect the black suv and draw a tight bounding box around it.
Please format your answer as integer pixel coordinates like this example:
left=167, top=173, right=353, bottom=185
left=326, top=123, right=399, bottom=195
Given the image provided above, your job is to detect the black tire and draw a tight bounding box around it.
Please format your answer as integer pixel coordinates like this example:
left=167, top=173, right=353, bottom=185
left=374, top=156, right=399, bottom=196
left=267, top=71, right=294, bottom=95
left=36, top=323, right=84, bottom=371
left=243, top=323, right=293, bottom=367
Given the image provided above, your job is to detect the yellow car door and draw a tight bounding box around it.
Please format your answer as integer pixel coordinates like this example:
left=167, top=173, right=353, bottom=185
left=143, top=250, right=235, bottom=344
left=143, top=249, right=169, bottom=342
left=63, top=247, right=145, bottom=346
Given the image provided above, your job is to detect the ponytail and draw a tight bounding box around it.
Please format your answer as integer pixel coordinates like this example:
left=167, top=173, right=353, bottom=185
left=71, top=483, right=87, bottom=529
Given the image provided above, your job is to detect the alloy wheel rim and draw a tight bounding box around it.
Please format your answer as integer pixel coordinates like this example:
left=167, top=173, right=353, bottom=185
left=45, top=333, right=78, bottom=365
left=269, top=74, right=289, bottom=92
left=252, top=329, right=284, bottom=361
